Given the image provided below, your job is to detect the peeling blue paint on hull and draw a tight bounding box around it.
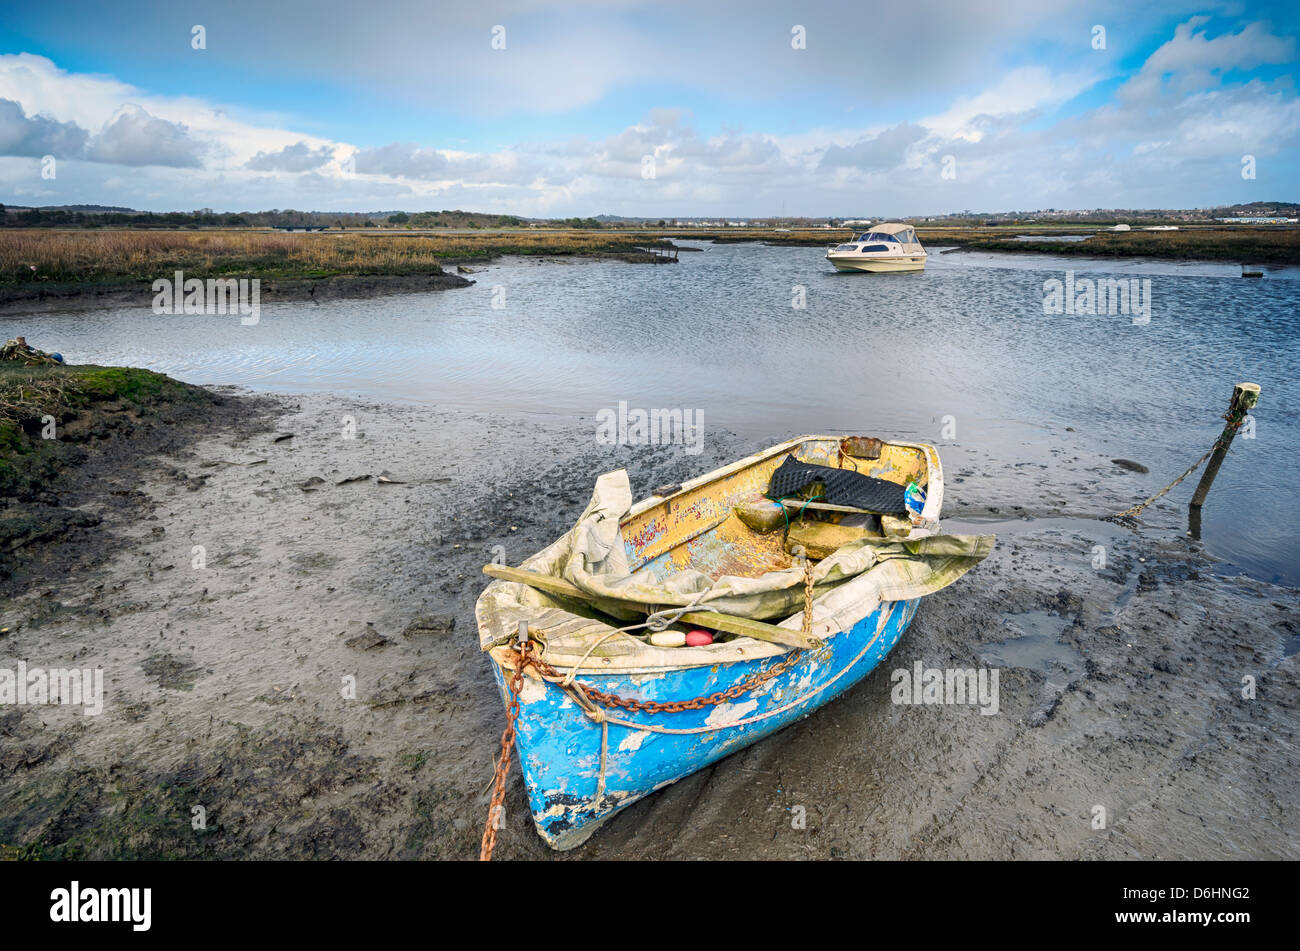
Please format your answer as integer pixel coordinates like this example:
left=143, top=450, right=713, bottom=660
left=491, top=597, right=918, bottom=850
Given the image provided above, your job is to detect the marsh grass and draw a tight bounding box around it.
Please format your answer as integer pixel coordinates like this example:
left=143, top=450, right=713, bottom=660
left=0, top=230, right=671, bottom=284
left=3, top=226, right=1295, bottom=283
left=916, top=227, right=1300, bottom=263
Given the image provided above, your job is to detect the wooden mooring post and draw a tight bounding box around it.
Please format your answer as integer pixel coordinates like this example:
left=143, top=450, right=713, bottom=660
left=1189, top=382, right=1260, bottom=511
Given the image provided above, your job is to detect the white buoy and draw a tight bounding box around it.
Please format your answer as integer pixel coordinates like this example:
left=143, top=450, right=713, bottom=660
left=649, top=631, right=687, bottom=648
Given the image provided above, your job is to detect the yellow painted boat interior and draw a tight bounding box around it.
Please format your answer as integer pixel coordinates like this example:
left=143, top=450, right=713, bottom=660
left=621, top=436, right=934, bottom=585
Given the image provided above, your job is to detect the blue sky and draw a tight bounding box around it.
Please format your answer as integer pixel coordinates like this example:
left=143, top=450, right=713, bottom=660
left=1, top=1, right=1296, bottom=215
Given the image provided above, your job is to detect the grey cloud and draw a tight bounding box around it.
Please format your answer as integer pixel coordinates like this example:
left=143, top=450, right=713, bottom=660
left=355, top=143, right=449, bottom=178
left=74, top=0, right=1129, bottom=116
left=246, top=140, right=334, bottom=171
left=580, top=111, right=789, bottom=180
left=0, top=99, right=206, bottom=169
left=0, top=97, right=89, bottom=157
left=5, top=8, right=1293, bottom=217
left=354, top=143, right=541, bottom=184
left=700, top=133, right=782, bottom=169
left=819, top=123, right=929, bottom=169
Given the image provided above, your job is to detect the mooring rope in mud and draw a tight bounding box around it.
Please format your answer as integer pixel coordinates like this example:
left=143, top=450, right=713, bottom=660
left=480, top=639, right=531, bottom=862
left=1103, top=447, right=1217, bottom=525
left=1104, top=406, right=1248, bottom=525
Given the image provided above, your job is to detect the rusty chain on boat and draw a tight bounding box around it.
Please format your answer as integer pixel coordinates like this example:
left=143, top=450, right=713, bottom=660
left=479, top=558, right=819, bottom=857
left=536, top=554, right=816, bottom=713
left=549, top=648, right=806, bottom=713
left=479, top=639, right=530, bottom=861
left=1106, top=406, right=1248, bottom=524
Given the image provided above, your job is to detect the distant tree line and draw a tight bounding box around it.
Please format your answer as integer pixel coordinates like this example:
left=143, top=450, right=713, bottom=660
left=0, top=205, right=534, bottom=230
left=7, top=201, right=1289, bottom=232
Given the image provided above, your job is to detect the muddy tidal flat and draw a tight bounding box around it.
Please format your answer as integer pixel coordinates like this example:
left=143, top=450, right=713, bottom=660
left=1, top=384, right=1295, bottom=860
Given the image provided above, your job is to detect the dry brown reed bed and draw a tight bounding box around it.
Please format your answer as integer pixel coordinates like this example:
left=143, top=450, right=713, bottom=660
left=0, top=229, right=666, bottom=284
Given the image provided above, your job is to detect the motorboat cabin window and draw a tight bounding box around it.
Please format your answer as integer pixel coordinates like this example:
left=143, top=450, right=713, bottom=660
left=862, top=231, right=899, bottom=243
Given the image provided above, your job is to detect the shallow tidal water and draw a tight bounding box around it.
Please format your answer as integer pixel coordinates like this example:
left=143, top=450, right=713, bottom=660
left=8, top=241, right=1298, bottom=584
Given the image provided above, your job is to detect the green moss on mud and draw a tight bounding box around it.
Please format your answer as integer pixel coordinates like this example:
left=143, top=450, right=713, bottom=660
left=0, top=363, right=204, bottom=498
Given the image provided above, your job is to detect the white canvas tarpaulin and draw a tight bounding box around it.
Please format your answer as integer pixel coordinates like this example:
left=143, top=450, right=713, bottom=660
left=477, top=469, right=993, bottom=671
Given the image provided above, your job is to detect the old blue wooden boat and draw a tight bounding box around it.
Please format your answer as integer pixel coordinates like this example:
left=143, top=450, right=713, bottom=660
left=476, top=435, right=989, bottom=850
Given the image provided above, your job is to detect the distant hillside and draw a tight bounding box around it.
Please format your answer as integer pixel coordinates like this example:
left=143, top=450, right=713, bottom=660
left=0, top=205, right=530, bottom=230
left=1208, top=201, right=1300, bottom=217
left=18, top=204, right=138, bottom=214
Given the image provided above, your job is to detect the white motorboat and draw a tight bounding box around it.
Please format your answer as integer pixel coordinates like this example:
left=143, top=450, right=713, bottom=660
left=826, top=222, right=927, bottom=272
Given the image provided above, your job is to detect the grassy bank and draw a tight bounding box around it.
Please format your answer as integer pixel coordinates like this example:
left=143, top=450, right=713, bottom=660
left=0, top=230, right=677, bottom=286
left=0, top=362, right=206, bottom=501
left=1, top=360, right=249, bottom=598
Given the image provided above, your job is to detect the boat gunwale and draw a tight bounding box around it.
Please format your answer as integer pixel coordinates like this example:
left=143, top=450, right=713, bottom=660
left=621, top=434, right=943, bottom=526
left=475, top=435, right=944, bottom=675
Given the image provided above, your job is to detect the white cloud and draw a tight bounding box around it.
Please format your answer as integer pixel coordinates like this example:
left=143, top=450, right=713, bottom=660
left=60, top=0, right=1145, bottom=118
left=920, top=66, right=1106, bottom=142
left=1123, top=16, right=1298, bottom=103
left=85, top=105, right=205, bottom=167
left=0, top=53, right=333, bottom=168
left=0, top=12, right=1295, bottom=216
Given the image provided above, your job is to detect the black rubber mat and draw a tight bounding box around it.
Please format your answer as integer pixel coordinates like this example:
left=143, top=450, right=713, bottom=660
left=766, top=456, right=907, bottom=514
